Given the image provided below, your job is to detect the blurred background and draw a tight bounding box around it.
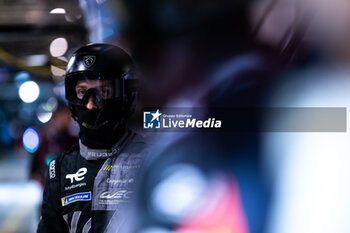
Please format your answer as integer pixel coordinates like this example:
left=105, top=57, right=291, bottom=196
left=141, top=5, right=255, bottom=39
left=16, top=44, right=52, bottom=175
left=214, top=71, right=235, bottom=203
left=1, top=0, right=350, bottom=232
left=0, top=0, right=120, bottom=232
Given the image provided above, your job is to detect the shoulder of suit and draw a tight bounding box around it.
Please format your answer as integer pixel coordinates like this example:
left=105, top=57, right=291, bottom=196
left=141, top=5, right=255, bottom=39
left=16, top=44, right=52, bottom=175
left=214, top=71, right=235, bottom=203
left=124, top=133, right=148, bottom=154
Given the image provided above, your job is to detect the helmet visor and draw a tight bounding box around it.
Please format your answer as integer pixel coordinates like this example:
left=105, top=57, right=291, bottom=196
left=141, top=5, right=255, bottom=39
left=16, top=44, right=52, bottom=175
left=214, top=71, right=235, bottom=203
left=65, top=72, right=123, bottom=106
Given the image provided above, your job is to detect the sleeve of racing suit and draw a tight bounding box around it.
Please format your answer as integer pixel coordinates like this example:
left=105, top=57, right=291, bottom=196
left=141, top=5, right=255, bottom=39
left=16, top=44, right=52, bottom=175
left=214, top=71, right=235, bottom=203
left=37, top=159, right=68, bottom=233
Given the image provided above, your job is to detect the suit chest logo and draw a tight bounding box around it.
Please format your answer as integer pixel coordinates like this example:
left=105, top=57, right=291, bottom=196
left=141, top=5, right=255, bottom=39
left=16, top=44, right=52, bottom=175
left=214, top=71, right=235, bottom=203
left=66, top=167, right=87, bottom=183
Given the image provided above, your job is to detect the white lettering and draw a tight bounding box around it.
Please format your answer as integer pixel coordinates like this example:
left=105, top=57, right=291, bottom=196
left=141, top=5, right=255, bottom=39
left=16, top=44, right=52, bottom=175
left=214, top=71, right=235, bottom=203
left=178, top=121, right=184, bottom=127
left=186, top=118, right=196, bottom=127
left=171, top=120, right=178, bottom=128
left=162, top=118, right=169, bottom=128
left=66, top=167, right=87, bottom=183
left=163, top=118, right=221, bottom=129
left=49, top=160, right=56, bottom=179
left=99, top=190, right=133, bottom=199
left=106, top=178, right=134, bottom=185
left=203, top=118, right=211, bottom=127
left=215, top=120, right=222, bottom=128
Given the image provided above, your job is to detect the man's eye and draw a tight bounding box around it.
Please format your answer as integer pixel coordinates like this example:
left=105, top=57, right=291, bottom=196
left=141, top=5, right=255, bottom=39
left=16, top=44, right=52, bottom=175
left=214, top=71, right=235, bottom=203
left=77, top=89, right=86, bottom=99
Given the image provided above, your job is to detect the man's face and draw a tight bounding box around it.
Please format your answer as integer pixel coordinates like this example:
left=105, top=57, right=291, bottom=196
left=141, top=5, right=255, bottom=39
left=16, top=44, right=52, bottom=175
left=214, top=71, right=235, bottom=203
left=75, top=80, right=114, bottom=110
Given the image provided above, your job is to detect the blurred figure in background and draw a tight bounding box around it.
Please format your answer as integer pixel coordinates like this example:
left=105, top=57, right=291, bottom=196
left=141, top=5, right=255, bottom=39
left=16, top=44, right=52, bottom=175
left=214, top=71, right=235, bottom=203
left=106, top=0, right=285, bottom=233
left=30, top=101, right=78, bottom=186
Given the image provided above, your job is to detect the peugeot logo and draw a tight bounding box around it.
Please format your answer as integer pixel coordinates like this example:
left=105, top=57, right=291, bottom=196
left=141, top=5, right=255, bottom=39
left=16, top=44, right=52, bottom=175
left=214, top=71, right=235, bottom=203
left=83, top=55, right=96, bottom=67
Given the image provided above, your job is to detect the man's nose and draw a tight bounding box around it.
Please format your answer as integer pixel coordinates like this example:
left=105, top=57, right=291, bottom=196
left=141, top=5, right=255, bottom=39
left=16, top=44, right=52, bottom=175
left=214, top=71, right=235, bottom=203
left=85, top=96, right=99, bottom=110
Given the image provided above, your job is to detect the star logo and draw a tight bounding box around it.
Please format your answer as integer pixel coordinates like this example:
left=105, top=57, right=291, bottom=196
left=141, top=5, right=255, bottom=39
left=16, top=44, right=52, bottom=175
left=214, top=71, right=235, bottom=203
left=151, top=109, right=162, bottom=122
left=143, top=109, right=162, bottom=129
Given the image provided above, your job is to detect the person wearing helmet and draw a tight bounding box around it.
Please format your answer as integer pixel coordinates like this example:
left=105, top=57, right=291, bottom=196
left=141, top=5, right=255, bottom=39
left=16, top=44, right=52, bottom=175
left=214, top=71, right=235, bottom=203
left=37, top=43, right=147, bottom=233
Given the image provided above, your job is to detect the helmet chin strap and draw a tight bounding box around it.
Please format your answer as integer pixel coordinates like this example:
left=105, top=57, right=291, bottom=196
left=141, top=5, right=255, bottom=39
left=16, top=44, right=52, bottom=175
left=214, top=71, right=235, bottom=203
left=78, top=106, right=108, bottom=130
left=81, top=120, right=109, bottom=130
left=92, top=104, right=107, bottom=126
left=79, top=120, right=126, bottom=149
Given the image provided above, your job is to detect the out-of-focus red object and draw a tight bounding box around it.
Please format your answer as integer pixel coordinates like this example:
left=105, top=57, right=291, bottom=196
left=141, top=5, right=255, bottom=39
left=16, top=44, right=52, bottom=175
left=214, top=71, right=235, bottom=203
left=175, top=175, right=249, bottom=233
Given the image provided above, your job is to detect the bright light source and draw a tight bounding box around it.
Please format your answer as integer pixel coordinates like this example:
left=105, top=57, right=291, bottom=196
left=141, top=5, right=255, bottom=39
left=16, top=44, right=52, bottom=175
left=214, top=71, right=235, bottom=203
left=49, top=37, right=68, bottom=57
left=50, top=65, right=66, bottom=76
left=0, top=181, right=42, bottom=205
left=24, top=54, right=48, bottom=66
left=65, top=13, right=82, bottom=22
left=18, top=81, right=40, bottom=103
left=49, top=8, right=66, bottom=14
left=37, top=112, right=53, bottom=123
left=42, top=97, right=58, bottom=112
left=14, top=71, right=30, bottom=87
left=96, top=0, right=107, bottom=4
left=57, top=56, right=68, bottom=62
left=22, top=127, right=40, bottom=153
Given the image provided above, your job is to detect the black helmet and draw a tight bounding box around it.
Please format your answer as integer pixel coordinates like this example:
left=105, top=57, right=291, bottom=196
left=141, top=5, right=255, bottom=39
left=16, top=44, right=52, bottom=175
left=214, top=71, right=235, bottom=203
left=65, top=43, right=138, bottom=149
left=65, top=43, right=137, bottom=119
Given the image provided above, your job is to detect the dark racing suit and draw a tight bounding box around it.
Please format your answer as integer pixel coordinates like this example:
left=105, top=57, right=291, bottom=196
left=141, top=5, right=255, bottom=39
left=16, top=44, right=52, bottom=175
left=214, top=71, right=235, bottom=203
left=37, top=129, right=147, bottom=233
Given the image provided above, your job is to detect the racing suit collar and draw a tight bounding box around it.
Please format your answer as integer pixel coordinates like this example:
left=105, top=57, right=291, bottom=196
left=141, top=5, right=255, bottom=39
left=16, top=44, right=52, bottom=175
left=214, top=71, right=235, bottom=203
left=79, top=129, right=135, bottom=160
